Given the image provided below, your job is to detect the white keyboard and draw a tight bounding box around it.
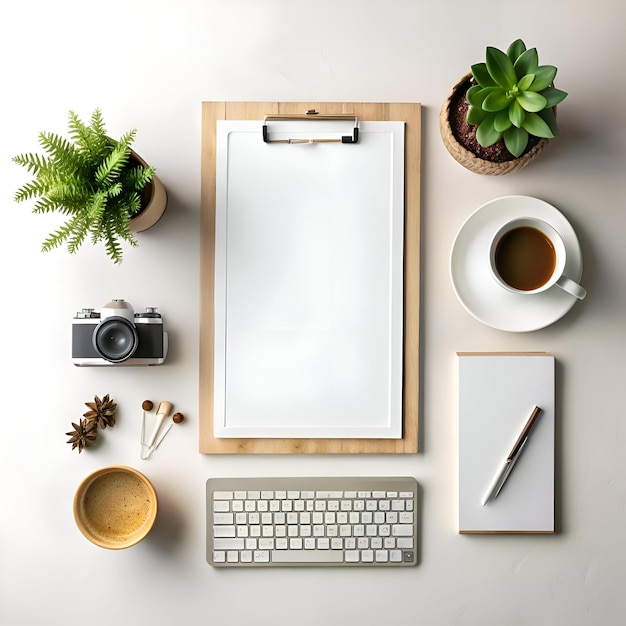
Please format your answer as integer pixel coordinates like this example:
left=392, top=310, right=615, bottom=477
left=206, top=477, right=418, bottom=567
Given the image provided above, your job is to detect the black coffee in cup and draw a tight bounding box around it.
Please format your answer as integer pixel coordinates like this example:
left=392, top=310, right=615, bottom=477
left=494, top=226, right=557, bottom=291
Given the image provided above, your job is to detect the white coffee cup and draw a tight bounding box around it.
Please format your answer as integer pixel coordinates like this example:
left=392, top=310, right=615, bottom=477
left=489, top=217, right=586, bottom=300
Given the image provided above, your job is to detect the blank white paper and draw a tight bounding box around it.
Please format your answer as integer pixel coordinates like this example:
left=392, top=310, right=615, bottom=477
left=214, top=120, right=404, bottom=438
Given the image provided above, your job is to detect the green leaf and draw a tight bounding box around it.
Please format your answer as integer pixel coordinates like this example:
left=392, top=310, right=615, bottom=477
left=466, top=105, right=488, bottom=125
left=494, top=109, right=512, bottom=132
left=513, top=48, right=539, bottom=79
left=466, top=85, right=496, bottom=108
left=475, top=117, right=502, bottom=147
left=466, top=84, right=483, bottom=107
left=486, top=46, right=517, bottom=89
left=538, top=108, right=559, bottom=136
left=517, top=73, right=535, bottom=92
left=531, top=65, right=558, bottom=91
left=14, top=180, right=47, bottom=202
left=470, top=63, right=496, bottom=87
left=522, top=112, right=555, bottom=138
left=506, top=39, right=527, bottom=64
left=509, top=99, right=526, bottom=128
left=541, top=86, right=568, bottom=107
left=95, top=144, right=130, bottom=187
left=503, top=127, right=529, bottom=157
left=517, top=91, right=548, bottom=112
left=482, top=89, right=511, bottom=112
left=12, top=152, right=49, bottom=175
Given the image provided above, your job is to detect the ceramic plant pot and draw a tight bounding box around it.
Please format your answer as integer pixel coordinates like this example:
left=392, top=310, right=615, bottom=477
left=129, top=150, right=168, bottom=232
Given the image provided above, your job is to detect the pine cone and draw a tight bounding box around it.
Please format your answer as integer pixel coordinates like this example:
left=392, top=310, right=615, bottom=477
left=66, top=418, right=98, bottom=453
left=83, top=394, right=117, bottom=429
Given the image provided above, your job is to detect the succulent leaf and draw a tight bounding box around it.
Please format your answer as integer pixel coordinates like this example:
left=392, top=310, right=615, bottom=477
left=517, top=91, right=548, bottom=112
left=476, top=117, right=502, bottom=147
left=517, top=74, right=535, bottom=92
left=513, top=48, right=539, bottom=78
left=482, top=89, right=511, bottom=112
left=486, top=46, right=517, bottom=90
left=494, top=109, right=512, bottom=133
left=537, top=108, right=559, bottom=136
left=521, top=112, right=555, bottom=139
left=466, top=105, right=488, bottom=126
left=509, top=99, right=526, bottom=128
left=466, top=84, right=491, bottom=108
left=503, top=127, right=529, bottom=158
left=531, top=65, right=558, bottom=91
left=506, top=39, right=527, bottom=63
left=470, top=63, right=496, bottom=87
left=540, top=86, right=568, bottom=107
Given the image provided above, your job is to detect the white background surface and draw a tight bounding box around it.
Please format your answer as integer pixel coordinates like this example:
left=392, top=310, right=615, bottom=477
left=0, top=1, right=624, bottom=624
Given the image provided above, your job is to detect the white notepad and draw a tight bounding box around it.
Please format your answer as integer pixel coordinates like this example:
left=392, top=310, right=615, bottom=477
left=457, top=352, right=555, bottom=534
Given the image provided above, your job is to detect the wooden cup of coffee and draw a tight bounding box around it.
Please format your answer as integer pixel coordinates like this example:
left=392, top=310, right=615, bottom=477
left=73, top=466, right=158, bottom=549
left=489, top=218, right=586, bottom=300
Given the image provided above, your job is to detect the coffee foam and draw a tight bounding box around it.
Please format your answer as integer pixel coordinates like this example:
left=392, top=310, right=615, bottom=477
left=79, top=471, right=154, bottom=544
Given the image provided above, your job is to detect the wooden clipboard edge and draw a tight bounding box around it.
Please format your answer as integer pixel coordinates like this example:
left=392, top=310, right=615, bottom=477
left=199, top=102, right=421, bottom=454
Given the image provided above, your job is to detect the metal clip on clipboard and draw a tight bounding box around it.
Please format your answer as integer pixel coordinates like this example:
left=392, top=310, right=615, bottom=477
left=262, top=110, right=360, bottom=144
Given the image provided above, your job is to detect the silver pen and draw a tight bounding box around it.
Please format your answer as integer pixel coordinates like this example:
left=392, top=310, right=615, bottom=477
left=482, top=406, right=543, bottom=506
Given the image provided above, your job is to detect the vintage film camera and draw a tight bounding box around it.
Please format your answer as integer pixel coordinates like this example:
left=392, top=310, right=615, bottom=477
left=72, top=299, right=168, bottom=366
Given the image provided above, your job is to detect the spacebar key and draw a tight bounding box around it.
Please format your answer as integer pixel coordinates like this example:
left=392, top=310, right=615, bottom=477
left=271, top=550, right=344, bottom=564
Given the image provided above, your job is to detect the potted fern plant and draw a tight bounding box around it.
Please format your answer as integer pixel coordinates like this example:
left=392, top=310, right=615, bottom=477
left=12, top=109, right=167, bottom=263
left=440, top=39, right=568, bottom=175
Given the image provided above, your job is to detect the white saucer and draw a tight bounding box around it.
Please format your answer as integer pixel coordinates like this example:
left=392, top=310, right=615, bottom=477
left=450, top=195, right=584, bottom=332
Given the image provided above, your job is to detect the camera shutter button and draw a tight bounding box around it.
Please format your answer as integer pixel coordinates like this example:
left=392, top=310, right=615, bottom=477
left=135, top=306, right=161, bottom=319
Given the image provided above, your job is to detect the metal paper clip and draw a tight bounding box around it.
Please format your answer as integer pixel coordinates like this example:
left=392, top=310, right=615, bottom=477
left=140, top=401, right=174, bottom=460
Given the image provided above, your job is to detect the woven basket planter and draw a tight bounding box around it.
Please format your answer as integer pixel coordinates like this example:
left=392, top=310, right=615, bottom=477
left=439, top=73, right=548, bottom=176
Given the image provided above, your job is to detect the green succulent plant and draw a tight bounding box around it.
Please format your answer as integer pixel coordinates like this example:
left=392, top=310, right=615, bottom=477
left=466, top=39, right=568, bottom=158
left=13, top=109, right=155, bottom=264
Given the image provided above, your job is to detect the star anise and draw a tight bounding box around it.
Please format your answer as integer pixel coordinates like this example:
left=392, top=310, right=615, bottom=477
left=83, top=394, right=117, bottom=429
left=66, top=418, right=98, bottom=453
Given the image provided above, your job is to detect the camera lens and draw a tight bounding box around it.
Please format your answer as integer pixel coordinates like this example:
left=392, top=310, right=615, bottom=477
left=93, top=317, right=139, bottom=363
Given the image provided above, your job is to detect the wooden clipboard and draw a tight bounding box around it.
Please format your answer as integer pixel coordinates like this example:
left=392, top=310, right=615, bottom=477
left=199, top=102, right=420, bottom=453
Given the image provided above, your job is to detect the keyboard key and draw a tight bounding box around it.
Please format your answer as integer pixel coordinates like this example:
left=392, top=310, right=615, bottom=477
left=227, top=551, right=239, bottom=563
left=213, top=513, right=234, bottom=525
left=214, top=491, right=233, bottom=500
left=214, top=525, right=236, bottom=538
left=214, top=538, right=245, bottom=550
left=375, top=549, right=389, bottom=562
left=271, top=550, right=343, bottom=563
